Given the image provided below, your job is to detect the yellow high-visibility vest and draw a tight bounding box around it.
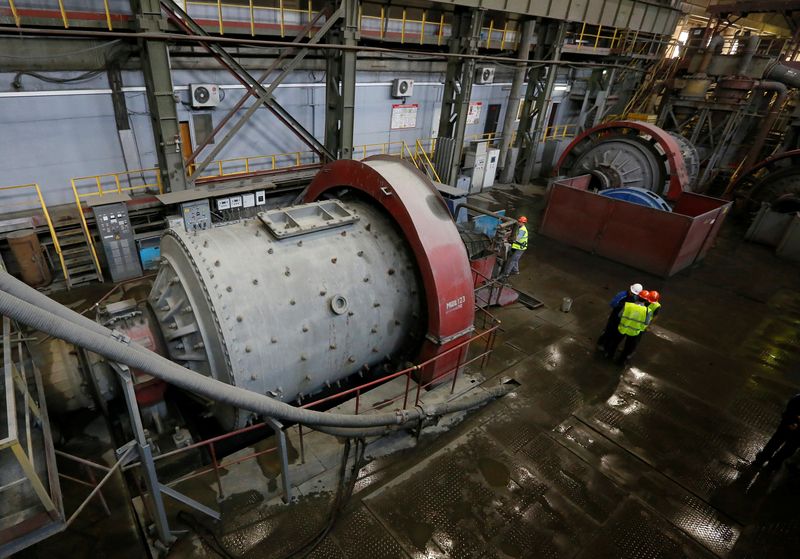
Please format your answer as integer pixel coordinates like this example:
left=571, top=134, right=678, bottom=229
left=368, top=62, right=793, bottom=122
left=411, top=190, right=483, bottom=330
left=512, top=225, right=528, bottom=250
left=618, top=302, right=650, bottom=336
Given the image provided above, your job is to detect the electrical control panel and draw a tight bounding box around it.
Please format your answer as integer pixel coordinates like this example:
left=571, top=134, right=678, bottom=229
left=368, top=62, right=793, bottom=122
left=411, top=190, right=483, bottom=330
left=93, top=202, right=143, bottom=282
left=180, top=199, right=211, bottom=232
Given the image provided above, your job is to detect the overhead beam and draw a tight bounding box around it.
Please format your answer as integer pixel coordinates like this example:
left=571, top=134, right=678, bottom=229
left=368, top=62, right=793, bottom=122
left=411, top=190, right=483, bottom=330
left=708, top=1, right=800, bottom=16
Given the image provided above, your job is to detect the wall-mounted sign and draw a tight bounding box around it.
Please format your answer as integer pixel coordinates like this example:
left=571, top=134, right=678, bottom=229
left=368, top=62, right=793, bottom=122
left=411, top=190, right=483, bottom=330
left=391, top=103, right=419, bottom=130
left=467, top=102, right=483, bottom=125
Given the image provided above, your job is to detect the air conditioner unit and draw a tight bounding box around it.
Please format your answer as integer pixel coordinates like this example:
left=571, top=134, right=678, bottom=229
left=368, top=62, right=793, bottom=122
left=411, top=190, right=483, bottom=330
left=190, top=84, right=221, bottom=108
left=391, top=78, right=414, bottom=98
left=476, top=66, right=495, bottom=85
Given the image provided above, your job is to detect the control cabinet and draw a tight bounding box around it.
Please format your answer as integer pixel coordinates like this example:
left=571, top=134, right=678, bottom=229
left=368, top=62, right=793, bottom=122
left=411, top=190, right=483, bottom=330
left=93, top=202, right=142, bottom=282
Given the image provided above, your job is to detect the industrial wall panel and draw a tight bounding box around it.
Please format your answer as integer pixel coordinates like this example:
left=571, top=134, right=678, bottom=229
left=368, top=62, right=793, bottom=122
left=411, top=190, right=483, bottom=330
left=641, top=5, right=657, bottom=34
left=585, top=1, right=605, bottom=23
left=599, top=0, right=621, bottom=27
left=548, top=0, right=570, bottom=21
left=628, top=3, right=646, bottom=31
left=614, top=0, right=633, bottom=28
left=568, top=0, right=589, bottom=22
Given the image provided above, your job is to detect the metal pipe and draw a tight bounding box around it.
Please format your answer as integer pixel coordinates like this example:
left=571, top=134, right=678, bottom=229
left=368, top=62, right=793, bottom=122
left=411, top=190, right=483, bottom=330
left=0, top=272, right=512, bottom=428
left=740, top=80, right=788, bottom=173
left=311, top=382, right=516, bottom=438
left=498, top=19, right=535, bottom=180
left=698, top=34, right=724, bottom=75
left=0, top=26, right=649, bottom=73
left=737, top=34, right=760, bottom=76
left=455, top=202, right=517, bottom=228
left=764, top=61, right=800, bottom=89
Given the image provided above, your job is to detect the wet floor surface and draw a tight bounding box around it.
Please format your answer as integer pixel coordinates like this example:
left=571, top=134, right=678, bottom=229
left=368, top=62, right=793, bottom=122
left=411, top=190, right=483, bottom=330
left=255, top=185, right=800, bottom=559
left=20, top=186, right=800, bottom=558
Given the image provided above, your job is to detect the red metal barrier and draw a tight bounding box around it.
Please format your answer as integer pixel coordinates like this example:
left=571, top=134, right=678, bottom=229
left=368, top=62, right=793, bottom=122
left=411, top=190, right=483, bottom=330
left=540, top=176, right=732, bottom=277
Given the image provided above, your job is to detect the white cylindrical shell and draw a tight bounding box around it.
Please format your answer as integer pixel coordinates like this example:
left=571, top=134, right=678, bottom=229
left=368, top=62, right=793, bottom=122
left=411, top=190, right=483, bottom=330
left=150, top=199, right=422, bottom=429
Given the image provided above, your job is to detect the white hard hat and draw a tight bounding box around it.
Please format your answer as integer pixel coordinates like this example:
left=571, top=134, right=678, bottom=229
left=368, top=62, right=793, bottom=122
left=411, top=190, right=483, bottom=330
left=630, top=283, right=643, bottom=295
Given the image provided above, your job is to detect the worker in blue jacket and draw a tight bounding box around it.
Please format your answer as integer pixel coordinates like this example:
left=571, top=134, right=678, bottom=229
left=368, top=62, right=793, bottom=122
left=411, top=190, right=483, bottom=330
left=597, top=283, right=643, bottom=349
left=754, top=393, right=800, bottom=472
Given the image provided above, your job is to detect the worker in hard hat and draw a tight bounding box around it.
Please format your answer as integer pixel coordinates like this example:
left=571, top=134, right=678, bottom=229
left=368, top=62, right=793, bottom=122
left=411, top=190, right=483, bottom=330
left=502, top=216, right=529, bottom=277
left=643, top=290, right=661, bottom=324
left=603, top=288, right=651, bottom=364
left=597, top=282, right=643, bottom=349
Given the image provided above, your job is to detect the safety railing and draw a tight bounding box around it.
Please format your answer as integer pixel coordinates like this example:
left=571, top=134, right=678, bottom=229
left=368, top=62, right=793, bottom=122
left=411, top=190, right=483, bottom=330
left=69, top=167, right=163, bottom=282
left=414, top=139, right=442, bottom=183
left=0, top=183, right=68, bottom=284
left=107, top=290, right=500, bottom=509
left=543, top=123, right=578, bottom=140
left=191, top=150, right=319, bottom=179
left=2, top=0, right=120, bottom=30
left=0, top=317, right=63, bottom=552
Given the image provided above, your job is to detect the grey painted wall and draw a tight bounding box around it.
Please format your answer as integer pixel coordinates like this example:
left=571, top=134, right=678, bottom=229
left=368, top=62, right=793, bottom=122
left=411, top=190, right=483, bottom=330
left=0, top=67, right=517, bottom=212
left=0, top=70, right=520, bottom=211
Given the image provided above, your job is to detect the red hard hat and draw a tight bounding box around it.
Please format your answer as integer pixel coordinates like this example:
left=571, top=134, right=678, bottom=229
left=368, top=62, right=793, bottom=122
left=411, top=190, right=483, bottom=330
left=639, top=290, right=651, bottom=301
left=518, top=216, right=528, bottom=223
left=648, top=290, right=660, bottom=302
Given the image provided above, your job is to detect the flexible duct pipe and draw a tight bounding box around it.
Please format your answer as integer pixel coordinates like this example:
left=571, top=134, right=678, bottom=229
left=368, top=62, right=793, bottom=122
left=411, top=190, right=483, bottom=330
left=737, top=34, right=760, bottom=76
left=312, top=384, right=515, bottom=438
left=764, top=61, right=800, bottom=89
left=0, top=277, right=512, bottom=428
left=741, top=80, right=788, bottom=173
left=698, top=34, right=724, bottom=75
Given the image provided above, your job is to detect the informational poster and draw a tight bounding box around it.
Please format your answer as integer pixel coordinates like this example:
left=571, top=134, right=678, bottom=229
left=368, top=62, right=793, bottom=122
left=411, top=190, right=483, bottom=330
left=391, top=104, right=419, bottom=130
left=467, top=102, right=483, bottom=125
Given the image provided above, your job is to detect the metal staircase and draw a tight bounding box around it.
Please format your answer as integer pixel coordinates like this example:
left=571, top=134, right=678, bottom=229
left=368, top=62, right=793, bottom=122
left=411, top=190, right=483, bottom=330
left=53, top=221, right=103, bottom=288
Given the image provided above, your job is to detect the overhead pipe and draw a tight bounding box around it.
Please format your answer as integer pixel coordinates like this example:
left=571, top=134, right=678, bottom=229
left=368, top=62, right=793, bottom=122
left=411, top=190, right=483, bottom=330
left=740, top=80, right=788, bottom=173
left=697, top=34, right=724, bottom=75
left=0, top=26, right=650, bottom=73
left=0, top=272, right=513, bottom=428
left=737, top=34, right=760, bottom=76
left=764, top=61, right=800, bottom=89
left=454, top=202, right=517, bottom=229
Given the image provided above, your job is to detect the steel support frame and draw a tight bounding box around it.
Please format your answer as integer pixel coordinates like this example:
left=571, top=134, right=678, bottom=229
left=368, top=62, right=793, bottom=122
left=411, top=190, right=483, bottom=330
left=436, top=8, right=484, bottom=185
left=160, top=0, right=335, bottom=165
left=325, top=0, right=359, bottom=160
left=186, top=6, right=335, bottom=176
left=521, top=21, right=566, bottom=185
left=132, top=0, right=189, bottom=192
left=498, top=18, right=535, bottom=181
left=264, top=418, right=293, bottom=503
left=111, top=362, right=219, bottom=548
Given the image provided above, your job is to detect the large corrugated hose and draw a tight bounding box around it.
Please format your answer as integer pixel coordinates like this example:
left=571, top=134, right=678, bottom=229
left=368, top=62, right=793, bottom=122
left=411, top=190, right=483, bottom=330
left=0, top=271, right=513, bottom=428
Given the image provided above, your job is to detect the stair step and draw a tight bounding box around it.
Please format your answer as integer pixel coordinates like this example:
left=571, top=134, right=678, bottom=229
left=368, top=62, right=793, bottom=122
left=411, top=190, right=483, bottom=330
left=61, top=247, right=88, bottom=257
left=67, top=264, right=98, bottom=275
left=68, top=275, right=99, bottom=287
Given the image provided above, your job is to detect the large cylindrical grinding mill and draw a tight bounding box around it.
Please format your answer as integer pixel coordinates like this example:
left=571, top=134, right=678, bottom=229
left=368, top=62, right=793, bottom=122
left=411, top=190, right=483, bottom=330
left=147, top=157, right=476, bottom=430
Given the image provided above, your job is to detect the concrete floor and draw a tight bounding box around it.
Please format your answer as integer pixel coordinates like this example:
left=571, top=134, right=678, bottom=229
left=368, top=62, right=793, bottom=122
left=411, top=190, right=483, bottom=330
left=17, top=184, right=800, bottom=558
left=169, top=184, right=800, bottom=559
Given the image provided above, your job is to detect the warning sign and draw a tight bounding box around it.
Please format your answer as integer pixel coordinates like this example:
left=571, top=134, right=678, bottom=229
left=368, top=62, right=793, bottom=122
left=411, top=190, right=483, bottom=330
left=391, top=104, right=418, bottom=130
left=467, top=102, right=482, bottom=125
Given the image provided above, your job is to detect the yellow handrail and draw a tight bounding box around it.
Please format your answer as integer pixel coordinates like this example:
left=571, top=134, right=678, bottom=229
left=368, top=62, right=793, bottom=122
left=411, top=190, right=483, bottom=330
left=102, top=0, right=112, bottom=30
left=416, top=139, right=442, bottom=183
left=57, top=0, right=68, bottom=28
left=0, top=183, right=68, bottom=284
left=7, top=0, right=20, bottom=27
left=543, top=124, right=578, bottom=140
left=70, top=180, right=104, bottom=283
